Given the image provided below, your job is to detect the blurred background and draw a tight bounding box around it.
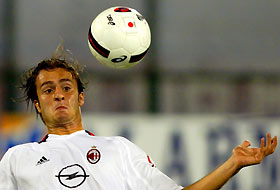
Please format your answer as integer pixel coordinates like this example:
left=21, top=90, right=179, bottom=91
left=1, top=0, right=280, bottom=189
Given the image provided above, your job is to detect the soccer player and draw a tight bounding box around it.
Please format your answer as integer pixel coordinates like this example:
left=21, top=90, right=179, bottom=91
left=0, top=46, right=277, bottom=190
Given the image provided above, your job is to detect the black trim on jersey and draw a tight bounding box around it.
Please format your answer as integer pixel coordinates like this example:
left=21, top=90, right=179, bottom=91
left=129, top=48, right=149, bottom=63
left=85, top=130, right=95, bottom=136
left=88, top=27, right=110, bottom=58
left=39, top=134, right=49, bottom=144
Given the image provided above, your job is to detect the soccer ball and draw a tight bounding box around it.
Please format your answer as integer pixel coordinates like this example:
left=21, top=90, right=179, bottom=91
left=88, top=6, right=151, bottom=69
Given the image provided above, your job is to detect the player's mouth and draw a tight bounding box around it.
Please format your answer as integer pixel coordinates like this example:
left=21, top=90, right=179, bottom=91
left=55, top=105, right=68, bottom=111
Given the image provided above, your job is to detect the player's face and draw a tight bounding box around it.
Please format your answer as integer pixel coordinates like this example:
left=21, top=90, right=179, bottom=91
left=34, top=68, right=84, bottom=126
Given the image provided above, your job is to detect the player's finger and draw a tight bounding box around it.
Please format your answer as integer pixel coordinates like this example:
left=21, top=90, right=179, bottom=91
left=265, top=135, right=277, bottom=156
left=241, top=140, right=251, bottom=148
left=266, top=133, right=272, bottom=150
left=260, top=137, right=265, bottom=150
left=271, top=136, right=278, bottom=152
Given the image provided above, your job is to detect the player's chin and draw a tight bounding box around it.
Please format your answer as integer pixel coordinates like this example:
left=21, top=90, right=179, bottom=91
left=54, top=114, right=72, bottom=123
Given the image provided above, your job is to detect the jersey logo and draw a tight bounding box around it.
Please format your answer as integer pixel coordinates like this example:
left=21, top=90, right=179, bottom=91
left=55, top=164, right=89, bottom=188
left=87, top=146, right=101, bottom=164
left=36, top=156, right=50, bottom=166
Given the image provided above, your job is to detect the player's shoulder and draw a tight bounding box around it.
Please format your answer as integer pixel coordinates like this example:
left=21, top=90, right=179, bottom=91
left=93, top=135, right=131, bottom=145
left=8, top=142, right=36, bottom=150
left=93, top=136, right=143, bottom=157
left=93, top=135, right=140, bottom=151
left=2, top=142, right=37, bottom=159
left=97, top=136, right=142, bottom=152
left=83, top=130, right=138, bottom=150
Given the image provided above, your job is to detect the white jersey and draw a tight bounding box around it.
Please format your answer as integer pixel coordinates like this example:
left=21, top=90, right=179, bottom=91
left=0, top=130, right=183, bottom=190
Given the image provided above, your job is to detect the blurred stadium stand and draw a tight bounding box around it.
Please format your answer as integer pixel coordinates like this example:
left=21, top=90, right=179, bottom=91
left=1, top=0, right=280, bottom=115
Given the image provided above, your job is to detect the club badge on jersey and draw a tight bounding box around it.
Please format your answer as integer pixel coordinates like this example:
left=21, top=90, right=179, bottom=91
left=87, top=146, right=101, bottom=164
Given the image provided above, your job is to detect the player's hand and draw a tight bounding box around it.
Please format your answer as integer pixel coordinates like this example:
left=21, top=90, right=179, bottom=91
left=231, top=133, right=277, bottom=170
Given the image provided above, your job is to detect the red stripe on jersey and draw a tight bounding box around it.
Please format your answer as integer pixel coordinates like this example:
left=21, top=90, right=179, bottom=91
left=147, top=155, right=155, bottom=167
left=38, top=134, right=49, bottom=144
left=85, top=130, right=95, bottom=136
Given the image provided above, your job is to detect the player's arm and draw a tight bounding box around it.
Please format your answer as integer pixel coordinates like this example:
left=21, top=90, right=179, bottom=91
left=183, top=133, right=277, bottom=190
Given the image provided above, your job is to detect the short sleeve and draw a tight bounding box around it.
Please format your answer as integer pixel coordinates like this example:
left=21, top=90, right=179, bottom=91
left=0, top=148, right=18, bottom=190
left=118, top=137, right=183, bottom=190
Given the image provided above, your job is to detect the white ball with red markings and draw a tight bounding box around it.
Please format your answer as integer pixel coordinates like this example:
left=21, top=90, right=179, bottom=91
left=88, top=6, right=151, bottom=69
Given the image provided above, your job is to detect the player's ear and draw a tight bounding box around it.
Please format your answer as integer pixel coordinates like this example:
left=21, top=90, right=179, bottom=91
left=34, top=100, right=41, bottom=113
left=78, top=92, right=84, bottom=107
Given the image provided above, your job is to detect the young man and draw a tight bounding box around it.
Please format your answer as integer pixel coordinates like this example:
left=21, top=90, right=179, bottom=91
left=0, top=49, right=277, bottom=190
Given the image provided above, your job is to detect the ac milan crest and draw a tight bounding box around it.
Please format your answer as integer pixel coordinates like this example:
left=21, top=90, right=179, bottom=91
left=87, top=146, right=101, bottom=164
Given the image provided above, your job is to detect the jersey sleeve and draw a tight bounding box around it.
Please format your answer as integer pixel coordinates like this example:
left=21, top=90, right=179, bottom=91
left=0, top=148, right=18, bottom=190
left=118, top=137, right=184, bottom=190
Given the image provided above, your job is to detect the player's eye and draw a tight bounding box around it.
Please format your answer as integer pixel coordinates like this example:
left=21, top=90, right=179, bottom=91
left=44, top=89, right=53, bottom=94
left=63, top=86, right=71, bottom=91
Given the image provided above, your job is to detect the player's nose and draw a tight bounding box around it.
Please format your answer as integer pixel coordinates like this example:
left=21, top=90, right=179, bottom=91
left=54, top=87, right=65, bottom=101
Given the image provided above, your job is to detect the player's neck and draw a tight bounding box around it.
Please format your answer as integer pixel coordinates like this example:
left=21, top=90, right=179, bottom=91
left=46, top=120, right=84, bottom=135
left=47, top=125, right=84, bottom=135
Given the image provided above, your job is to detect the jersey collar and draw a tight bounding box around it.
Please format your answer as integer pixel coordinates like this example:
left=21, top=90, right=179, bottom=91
left=38, top=130, right=95, bottom=143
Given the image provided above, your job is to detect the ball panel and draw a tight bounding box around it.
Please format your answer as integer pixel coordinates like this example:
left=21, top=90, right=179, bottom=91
left=109, top=48, right=130, bottom=62
left=90, top=15, right=107, bottom=41
left=129, top=48, right=149, bottom=63
left=88, top=41, right=97, bottom=57
left=123, top=34, right=141, bottom=54
left=122, top=17, right=138, bottom=34
left=88, top=27, right=110, bottom=58
left=102, top=27, right=125, bottom=50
